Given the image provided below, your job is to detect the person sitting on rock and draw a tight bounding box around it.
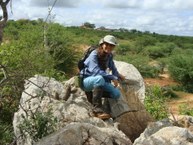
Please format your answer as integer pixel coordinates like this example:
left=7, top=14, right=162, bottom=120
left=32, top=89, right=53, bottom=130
left=80, top=35, right=125, bottom=119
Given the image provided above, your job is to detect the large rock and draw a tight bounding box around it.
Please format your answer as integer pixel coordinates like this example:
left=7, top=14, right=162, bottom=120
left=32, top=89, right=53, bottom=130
left=13, top=61, right=153, bottom=144
left=36, top=122, right=131, bottom=145
left=114, top=60, right=145, bottom=103
left=134, top=118, right=193, bottom=145
left=13, top=75, right=131, bottom=145
left=114, top=61, right=154, bottom=142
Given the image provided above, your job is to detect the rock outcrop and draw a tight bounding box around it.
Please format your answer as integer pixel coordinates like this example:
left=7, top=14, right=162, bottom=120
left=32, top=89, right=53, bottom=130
left=114, top=61, right=154, bottom=142
left=13, top=61, right=153, bottom=145
left=134, top=117, right=193, bottom=145
left=36, top=122, right=131, bottom=145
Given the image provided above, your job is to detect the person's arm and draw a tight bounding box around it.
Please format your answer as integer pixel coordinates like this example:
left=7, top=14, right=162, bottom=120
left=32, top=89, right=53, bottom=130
left=84, top=51, right=118, bottom=80
left=109, top=54, right=125, bottom=81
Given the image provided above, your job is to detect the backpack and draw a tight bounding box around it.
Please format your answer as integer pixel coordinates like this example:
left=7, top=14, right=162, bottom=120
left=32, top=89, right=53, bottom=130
left=78, top=45, right=98, bottom=71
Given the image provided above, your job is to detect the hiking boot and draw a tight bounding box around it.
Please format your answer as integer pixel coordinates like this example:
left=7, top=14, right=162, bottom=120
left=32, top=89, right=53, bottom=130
left=91, top=87, right=111, bottom=119
left=92, top=107, right=104, bottom=113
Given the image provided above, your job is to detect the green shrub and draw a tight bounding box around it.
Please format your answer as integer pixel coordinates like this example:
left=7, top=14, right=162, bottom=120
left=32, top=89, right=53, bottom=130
left=0, top=96, right=17, bottom=144
left=135, top=35, right=157, bottom=48
left=143, top=42, right=176, bottom=59
left=161, top=86, right=179, bottom=99
left=179, top=104, right=193, bottom=116
left=0, top=123, right=14, bottom=145
left=18, top=109, right=58, bottom=142
left=46, top=23, right=80, bottom=75
left=116, top=43, right=132, bottom=55
left=168, top=51, right=193, bottom=93
left=145, top=85, right=168, bottom=120
left=115, top=54, right=160, bottom=78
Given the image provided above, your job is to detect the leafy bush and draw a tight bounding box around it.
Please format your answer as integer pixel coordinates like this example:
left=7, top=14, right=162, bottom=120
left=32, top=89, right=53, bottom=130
left=136, top=35, right=157, bottom=47
left=179, top=103, right=193, bottom=116
left=18, top=109, right=58, bottom=142
left=143, top=42, right=176, bottom=59
left=168, top=50, right=193, bottom=92
left=115, top=54, right=160, bottom=78
left=0, top=122, right=14, bottom=145
left=47, top=23, right=79, bottom=75
left=145, top=85, right=168, bottom=120
left=116, top=43, right=131, bottom=55
left=0, top=96, right=16, bottom=144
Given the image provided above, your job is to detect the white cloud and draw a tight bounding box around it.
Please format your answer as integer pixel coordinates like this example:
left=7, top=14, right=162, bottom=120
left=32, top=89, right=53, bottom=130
left=3, top=0, right=193, bottom=36
left=98, top=0, right=193, bottom=11
left=29, top=0, right=81, bottom=8
left=103, top=0, right=140, bottom=8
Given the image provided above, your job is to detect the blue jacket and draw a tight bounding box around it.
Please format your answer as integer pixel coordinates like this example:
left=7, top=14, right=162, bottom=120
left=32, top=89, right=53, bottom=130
left=80, top=50, right=119, bottom=81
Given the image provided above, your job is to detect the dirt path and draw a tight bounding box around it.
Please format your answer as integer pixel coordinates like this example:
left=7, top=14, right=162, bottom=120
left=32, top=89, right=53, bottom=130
left=144, top=74, right=193, bottom=115
left=167, top=92, right=193, bottom=115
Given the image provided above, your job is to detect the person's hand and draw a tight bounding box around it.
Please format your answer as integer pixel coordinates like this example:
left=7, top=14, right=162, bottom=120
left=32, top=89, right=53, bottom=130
left=119, top=73, right=125, bottom=81
left=112, top=79, right=119, bottom=87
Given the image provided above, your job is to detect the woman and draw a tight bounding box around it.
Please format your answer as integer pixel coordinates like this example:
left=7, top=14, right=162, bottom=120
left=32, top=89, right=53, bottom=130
left=80, top=35, right=125, bottom=119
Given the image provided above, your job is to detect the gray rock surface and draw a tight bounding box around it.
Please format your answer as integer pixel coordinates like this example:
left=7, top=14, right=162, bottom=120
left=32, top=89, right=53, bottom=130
left=36, top=122, right=132, bottom=145
left=13, top=61, right=153, bottom=145
left=114, top=61, right=154, bottom=142
left=134, top=118, right=193, bottom=145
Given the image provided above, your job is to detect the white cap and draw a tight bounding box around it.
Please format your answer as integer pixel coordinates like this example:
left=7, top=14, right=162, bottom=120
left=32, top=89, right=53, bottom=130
left=99, top=35, right=118, bottom=46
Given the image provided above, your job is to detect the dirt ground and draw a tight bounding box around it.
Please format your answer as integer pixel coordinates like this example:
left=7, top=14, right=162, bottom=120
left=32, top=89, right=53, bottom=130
left=144, top=74, right=193, bottom=115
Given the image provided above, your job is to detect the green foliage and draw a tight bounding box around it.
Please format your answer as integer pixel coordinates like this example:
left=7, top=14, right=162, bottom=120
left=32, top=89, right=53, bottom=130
left=0, top=123, right=14, bottom=145
left=18, top=109, right=58, bottom=142
left=168, top=50, right=193, bottom=92
left=179, top=104, right=193, bottom=116
left=161, top=87, right=179, bottom=99
left=134, top=35, right=157, bottom=53
left=145, top=85, right=168, bottom=120
left=116, top=43, right=132, bottom=55
left=46, top=23, right=79, bottom=74
left=0, top=20, right=76, bottom=144
left=0, top=96, right=17, bottom=144
left=115, top=54, right=160, bottom=77
left=143, top=42, right=177, bottom=59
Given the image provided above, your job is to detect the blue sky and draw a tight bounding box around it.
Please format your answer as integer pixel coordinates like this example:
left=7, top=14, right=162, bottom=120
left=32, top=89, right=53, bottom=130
left=6, top=0, right=193, bottom=36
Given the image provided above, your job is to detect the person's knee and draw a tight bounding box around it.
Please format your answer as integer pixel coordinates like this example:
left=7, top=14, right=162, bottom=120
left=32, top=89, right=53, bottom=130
left=94, top=75, right=105, bottom=87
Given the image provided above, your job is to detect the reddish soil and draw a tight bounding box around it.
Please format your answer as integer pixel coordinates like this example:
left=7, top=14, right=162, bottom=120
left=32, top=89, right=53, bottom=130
left=144, top=74, right=193, bottom=115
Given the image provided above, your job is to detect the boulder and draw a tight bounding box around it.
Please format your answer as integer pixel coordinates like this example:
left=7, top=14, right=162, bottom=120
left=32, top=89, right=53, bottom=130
left=114, top=61, right=154, bottom=142
left=134, top=118, right=193, bottom=145
left=36, top=122, right=132, bottom=145
left=13, top=61, right=153, bottom=144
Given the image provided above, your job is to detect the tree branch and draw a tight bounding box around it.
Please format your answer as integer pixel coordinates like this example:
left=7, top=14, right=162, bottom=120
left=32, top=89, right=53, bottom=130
left=0, top=64, right=7, bottom=84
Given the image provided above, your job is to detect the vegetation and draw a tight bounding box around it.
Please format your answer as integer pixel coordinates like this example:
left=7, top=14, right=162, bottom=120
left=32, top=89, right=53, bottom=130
left=0, top=19, right=193, bottom=144
left=144, top=85, right=169, bottom=120
left=179, top=103, right=193, bottom=116
left=168, top=49, right=193, bottom=92
left=18, top=109, right=58, bottom=143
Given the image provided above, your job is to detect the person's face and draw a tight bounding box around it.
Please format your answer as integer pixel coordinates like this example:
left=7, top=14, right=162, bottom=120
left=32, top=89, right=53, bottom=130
left=102, top=42, right=115, bottom=54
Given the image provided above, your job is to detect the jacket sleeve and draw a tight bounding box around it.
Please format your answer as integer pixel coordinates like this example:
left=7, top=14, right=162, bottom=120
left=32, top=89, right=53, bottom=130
left=84, top=51, right=118, bottom=80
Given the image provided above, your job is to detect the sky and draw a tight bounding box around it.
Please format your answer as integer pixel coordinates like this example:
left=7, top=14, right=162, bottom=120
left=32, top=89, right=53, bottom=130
left=5, top=0, right=193, bottom=36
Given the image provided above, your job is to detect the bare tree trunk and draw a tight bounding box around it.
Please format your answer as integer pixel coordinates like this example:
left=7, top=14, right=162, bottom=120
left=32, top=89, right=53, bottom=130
left=0, top=0, right=11, bottom=44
